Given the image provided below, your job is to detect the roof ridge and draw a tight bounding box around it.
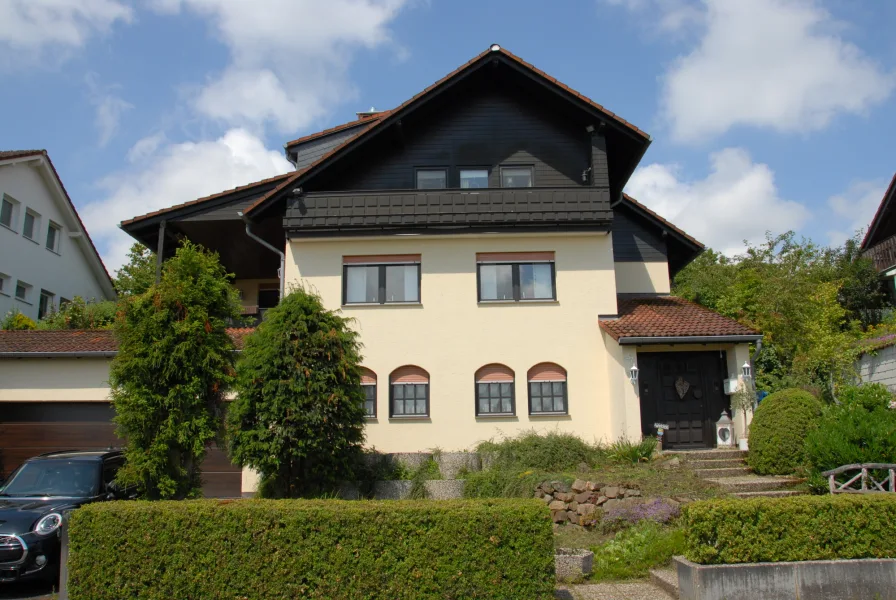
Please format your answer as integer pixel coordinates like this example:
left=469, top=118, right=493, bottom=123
left=860, top=172, right=896, bottom=250
left=284, top=113, right=388, bottom=149
left=622, top=194, right=704, bottom=250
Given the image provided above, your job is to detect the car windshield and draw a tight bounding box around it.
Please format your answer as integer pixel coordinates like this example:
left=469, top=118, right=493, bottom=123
left=0, top=460, right=100, bottom=497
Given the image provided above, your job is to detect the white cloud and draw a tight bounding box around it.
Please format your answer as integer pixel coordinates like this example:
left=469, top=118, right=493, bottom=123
left=0, top=0, right=132, bottom=64
left=825, top=179, right=889, bottom=247
left=605, top=0, right=895, bottom=143
left=148, top=0, right=409, bottom=133
left=80, top=129, right=293, bottom=273
left=85, top=73, right=134, bottom=147
left=126, top=132, right=168, bottom=164
left=624, top=148, right=811, bottom=254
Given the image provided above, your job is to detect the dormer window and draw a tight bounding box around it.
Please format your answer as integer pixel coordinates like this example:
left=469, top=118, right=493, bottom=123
left=460, top=169, right=488, bottom=189
left=416, top=169, right=447, bottom=189
left=500, top=166, right=533, bottom=188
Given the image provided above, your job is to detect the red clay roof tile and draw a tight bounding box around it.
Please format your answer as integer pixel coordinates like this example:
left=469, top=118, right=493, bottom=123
left=0, top=328, right=255, bottom=354
left=600, top=296, right=759, bottom=341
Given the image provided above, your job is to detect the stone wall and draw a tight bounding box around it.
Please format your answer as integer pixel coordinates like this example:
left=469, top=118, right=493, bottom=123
left=534, top=479, right=643, bottom=527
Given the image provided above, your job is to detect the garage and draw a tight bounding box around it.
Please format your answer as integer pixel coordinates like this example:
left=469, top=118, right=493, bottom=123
left=0, top=401, right=241, bottom=498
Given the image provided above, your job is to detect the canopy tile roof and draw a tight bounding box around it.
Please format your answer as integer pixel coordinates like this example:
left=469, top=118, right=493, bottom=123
left=0, top=328, right=255, bottom=355
left=600, top=296, right=759, bottom=341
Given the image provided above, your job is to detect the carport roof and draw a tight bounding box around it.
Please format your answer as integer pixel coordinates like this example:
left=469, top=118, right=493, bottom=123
left=0, top=328, right=255, bottom=356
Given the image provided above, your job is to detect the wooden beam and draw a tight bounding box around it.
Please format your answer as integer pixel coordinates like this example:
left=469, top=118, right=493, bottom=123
left=155, top=220, right=166, bottom=283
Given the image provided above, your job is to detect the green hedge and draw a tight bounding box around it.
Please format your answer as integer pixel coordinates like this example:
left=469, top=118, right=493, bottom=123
left=68, top=499, right=555, bottom=599
left=746, top=388, right=822, bottom=475
left=683, top=495, right=896, bottom=565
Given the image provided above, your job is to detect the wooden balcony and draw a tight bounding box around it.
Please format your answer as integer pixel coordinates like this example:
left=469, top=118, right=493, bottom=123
left=864, top=234, right=896, bottom=272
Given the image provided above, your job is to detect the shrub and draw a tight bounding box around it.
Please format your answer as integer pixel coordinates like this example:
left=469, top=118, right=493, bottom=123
left=746, top=388, right=822, bottom=475
left=1, top=309, right=36, bottom=330
left=227, top=288, right=366, bottom=498
left=683, top=495, right=896, bottom=565
left=607, top=437, right=657, bottom=464
left=590, top=521, right=685, bottom=581
left=463, top=469, right=551, bottom=499
left=37, top=296, right=116, bottom=330
left=804, top=383, right=896, bottom=491
left=67, top=499, right=555, bottom=600
left=476, top=430, right=605, bottom=472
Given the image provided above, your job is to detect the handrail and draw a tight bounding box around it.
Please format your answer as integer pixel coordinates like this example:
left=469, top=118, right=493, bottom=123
left=821, top=463, right=896, bottom=476
left=823, top=463, right=896, bottom=494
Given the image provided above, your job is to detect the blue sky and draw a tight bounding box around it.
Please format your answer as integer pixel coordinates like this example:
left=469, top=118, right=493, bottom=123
left=2, top=0, right=895, bottom=272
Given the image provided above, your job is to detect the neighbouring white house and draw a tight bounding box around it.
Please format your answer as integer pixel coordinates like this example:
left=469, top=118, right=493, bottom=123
left=0, top=150, right=115, bottom=322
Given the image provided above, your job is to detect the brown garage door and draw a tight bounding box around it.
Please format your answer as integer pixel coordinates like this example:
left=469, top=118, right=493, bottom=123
left=0, top=402, right=242, bottom=498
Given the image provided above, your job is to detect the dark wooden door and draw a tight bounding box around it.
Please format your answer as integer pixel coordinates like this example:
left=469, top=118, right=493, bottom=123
left=0, top=402, right=242, bottom=497
left=638, top=352, right=728, bottom=449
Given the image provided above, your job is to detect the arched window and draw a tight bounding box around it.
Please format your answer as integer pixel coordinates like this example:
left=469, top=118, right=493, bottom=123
left=390, top=366, right=430, bottom=418
left=527, top=363, right=568, bottom=415
left=360, top=368, right=377, bottom=418
left=475, top=364, right=515, bottom=416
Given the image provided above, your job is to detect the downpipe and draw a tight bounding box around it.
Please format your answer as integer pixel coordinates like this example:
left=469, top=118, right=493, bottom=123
left=237, top=212, right=285, bottom=302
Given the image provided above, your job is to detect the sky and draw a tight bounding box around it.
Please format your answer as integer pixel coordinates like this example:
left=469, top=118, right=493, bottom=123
left=2, top=0, right=895, bottom=274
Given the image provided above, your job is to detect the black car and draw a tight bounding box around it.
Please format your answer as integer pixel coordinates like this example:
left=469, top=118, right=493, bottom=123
left=0, top=450, right=131, bottom=584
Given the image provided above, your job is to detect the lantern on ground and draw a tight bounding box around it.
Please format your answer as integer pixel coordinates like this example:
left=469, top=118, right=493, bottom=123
left=716, top=411, right=734, bottom=448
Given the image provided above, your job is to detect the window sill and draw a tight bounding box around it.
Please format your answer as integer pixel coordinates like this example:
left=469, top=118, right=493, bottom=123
left=364, top=416, right=378, bottom=422
left=478, top=299, right=559, bottom=305
left=0, top=291, right=9, bottom=298
left=529, top=412, right=570, bottom=418
left=342, top=302, right=423, bottom=308
left=23, top=236, right=39, bottom=245
left=15, top=298, right=32, bottom=305
left=0, top=223, right=17, bottom=235
left=388, top=415, right=431, bottom=421
left=46, top=247, right=61, bottom=256
left=475, top=413, right=518, bottom=420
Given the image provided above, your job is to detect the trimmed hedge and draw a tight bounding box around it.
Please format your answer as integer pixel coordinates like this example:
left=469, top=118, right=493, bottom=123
left=683, top=495, right=896, bottom=565
left=746, top=388, right=822, bottom=475
left=68, top=499, right=555, bottom=599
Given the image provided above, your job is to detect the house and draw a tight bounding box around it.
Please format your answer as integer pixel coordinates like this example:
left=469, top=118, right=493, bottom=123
left=0, top=150, right=115, bottom=321
left=0, top=48, right=760, bottom=490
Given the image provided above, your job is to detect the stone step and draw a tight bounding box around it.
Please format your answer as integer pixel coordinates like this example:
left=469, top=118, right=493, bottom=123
left=664, top=449, right=746, bottom=460
left=733, top=490, right=807, bottom=499
left=649, top=568, right=679, bottom=598
left=694, top=466, right=753, bottom=478
left=707, top=475, right=804, bottom=493
left=687, top=458, right=747, bottom=469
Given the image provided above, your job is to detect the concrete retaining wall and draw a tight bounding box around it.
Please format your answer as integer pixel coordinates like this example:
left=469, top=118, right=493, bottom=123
left=675, top=556, right=896, bottom=600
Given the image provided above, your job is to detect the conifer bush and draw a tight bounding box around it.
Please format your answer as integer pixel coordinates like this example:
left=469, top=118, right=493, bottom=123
left=227, top=287, right=367, bottom=497
left=746, top=388, right=822, bottom=475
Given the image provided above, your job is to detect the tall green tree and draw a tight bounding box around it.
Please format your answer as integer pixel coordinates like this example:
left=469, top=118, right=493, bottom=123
left=110, top=241, right=241, bottom=499
left=227, top=288, right=366, bottom=498
left=114, top=243, right=157, bottom=297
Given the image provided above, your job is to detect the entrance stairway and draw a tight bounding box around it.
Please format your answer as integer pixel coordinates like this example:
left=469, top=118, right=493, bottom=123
left=667, top=449, right=806, bottom=498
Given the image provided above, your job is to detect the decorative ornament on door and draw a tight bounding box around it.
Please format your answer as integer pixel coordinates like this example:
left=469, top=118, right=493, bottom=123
left=675, top=376, right=690, bottom=399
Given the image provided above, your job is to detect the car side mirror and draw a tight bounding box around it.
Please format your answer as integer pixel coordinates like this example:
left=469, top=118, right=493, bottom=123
left=106, top=481, right=123, bottom=500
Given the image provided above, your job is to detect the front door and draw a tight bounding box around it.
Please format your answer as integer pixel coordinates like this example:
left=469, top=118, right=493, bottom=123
left=638, top=351, right=728, bottom=449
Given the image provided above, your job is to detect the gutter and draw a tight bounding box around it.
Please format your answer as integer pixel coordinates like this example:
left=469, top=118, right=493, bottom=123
left=618, top=335, right=763, bottom=345
left=238, top=211, right=286, bottom=301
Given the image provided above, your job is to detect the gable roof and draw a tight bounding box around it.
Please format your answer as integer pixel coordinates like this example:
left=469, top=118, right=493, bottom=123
left=617, top=194, right=704, bottom=275
left=0, top=150, right=115, bottom=299
left=243, top=44, right=651, bottom=219
left=600, top=295, right=760, bottom=344
left=0, top=328, right=254, bottom=357
left=860, top=172, right=896, bottom=251
left=284, top=113, right=386, bottom=152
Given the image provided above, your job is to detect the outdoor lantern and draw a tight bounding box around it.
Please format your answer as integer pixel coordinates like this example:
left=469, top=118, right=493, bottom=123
left=716, top=410, right=735, bottom=448
left=742, top=361, right=752, bottom=380
left=629, top=363, right=639, bottom=384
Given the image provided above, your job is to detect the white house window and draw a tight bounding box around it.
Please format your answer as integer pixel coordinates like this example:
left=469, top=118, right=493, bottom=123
left=0, top=273, right=10, bottom=296
left=389, top=366, right=430, bottom=417
left=500, top=166, right=534, bottom=188
left=416, top=169, right=447, bottom=190
left=528, top=363, right=568, bottom=415
left=15, top=280, right=32, bottom=303
left=343, top=255, right=421, bottom=305
left=23, top=209, right=39, bottom=241
left=46, top=222, right=61, bottom=253
left=0, top=196, right=17, bottom=230
left=38, top=290, right=55, bottom=320
left=460, top=169, right=489, bottom=189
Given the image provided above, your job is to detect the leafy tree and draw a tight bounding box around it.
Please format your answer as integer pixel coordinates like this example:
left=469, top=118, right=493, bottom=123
left=227, top=287, right=366, bottom=498
left=37, top=297, right=116, bottom=330
left=114, top=243, right=157, bottom=297
left=1, top=309, right=36, bottom=330
left=110, top=241, right=241, bottom=499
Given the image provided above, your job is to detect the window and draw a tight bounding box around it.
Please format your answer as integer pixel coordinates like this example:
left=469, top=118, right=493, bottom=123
left=15, top=280, right=31, bottom=303
left=46, top=222, right=61, bottom=253
left=102, top=457, right=125, bottom=490
left=60, top=297, right=71, bottom=310
left=460, top=169, right=489, bottom=189
left=500, top=166, right=534, bottom=188
left=38, top=290, right=54, bottom=320
left=475, top=364, right=515, bottom=416
left=0, top=273, right=9, bottom=296
left=528, top=363, right=568, bottom=415
left=477, top=252, right=555, bottom=302
left=0, top=196, right=16, bottom=230
left=390, top=366, right=429, bottom=417
left=343, top=255, right=421, bottom=305
left=416, top=169, right=447, bottom=189
left=23, top=209, right=39, bottom=240
left=257, top=283, right=279, bottom=312
left=361, top=368, right=377, bottom=418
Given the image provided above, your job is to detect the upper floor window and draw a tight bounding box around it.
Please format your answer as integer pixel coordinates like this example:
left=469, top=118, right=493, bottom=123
left=0, top=273, right=10, bottom=296
left=416, top=169, right=447, bottom=190
left=501, top=166, right=534, bottom=188
left=528, top=363, right=568, bottom=415
left=360, top=367, right=377, bottom=418
left=15, top=280, right=32, bottom=303
left=390, top=366, right=429, bottom=418
left=23, top=209, right=39, bottom=241
left=476, top=252, right=555, bottom=302
left=0, top=196, right=16, bottom=230
left=343, top=255, right=421, bottom=305
left=38, top=290, right=54, bottom=320
left=460, top=169, right=489, bottom=189
left=475, top=364, right=515, bottom=416
left=46, top=222, right=61, bottom=253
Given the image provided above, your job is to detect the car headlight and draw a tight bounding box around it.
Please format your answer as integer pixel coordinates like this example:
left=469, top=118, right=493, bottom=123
left=34, top=513, right=63, bottom=535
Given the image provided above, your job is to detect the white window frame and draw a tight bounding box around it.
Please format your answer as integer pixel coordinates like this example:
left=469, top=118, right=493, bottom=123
left=46, top=221, right=62, bottom=254
left=15, top=280, right=32, bottom=304
left=23, top=208, right=40, bottom=242
left=38, top=289, right=55, bottom=320
left=0, top=273, right=10, bottom=297
left=1, top=194, right=20, bottom=232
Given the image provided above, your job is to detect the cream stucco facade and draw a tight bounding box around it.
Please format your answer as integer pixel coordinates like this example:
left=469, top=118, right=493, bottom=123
left=0, top=357, right=112, bottom=402
left=613, top=260, right=671, bottom=295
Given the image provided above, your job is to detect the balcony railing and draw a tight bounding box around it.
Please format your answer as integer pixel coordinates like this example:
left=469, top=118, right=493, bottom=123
left=864, top=234, right=896, bottom=272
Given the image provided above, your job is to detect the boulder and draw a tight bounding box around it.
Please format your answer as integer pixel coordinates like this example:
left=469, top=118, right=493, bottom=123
left=577, top=503, right=596, bottom=517
left=542, top=495, right=553, bottom=505
left=585, top=481, right=596, bottom=492
left=571, top=479, right=587, bottom=493
left=575, top=492, right=591, bottom=504
left=566, top=511, right=578, bottom=523
left=551, top=510, right=567, bottom=524
left=603, top=486, right=620, bottom=499
left=568, top=500, right=578, bottom=511
left=628, top=489, right=642, bottom=497
left=594, top=495, right=608, bottom=506
left=549, top=500, right=567, bottom=511
left=542, top=482, right=555, bottom=494
left=552, top=481, right=571, bottom=494
left=555, top=492, right=574, bottom=503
